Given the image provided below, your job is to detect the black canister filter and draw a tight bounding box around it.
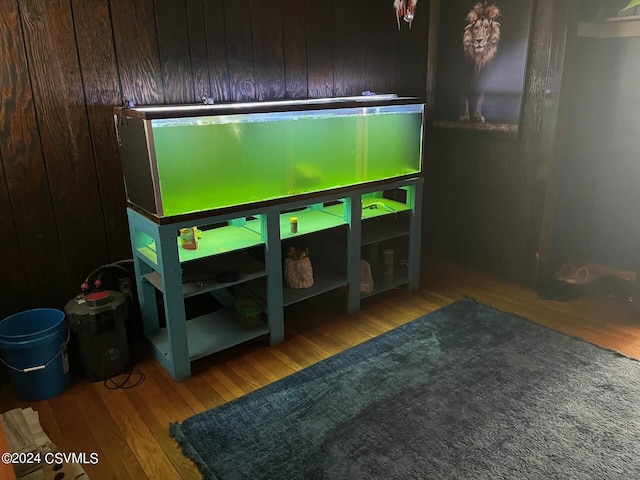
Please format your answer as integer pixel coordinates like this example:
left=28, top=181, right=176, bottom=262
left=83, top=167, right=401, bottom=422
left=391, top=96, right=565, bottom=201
left=64, top=290, right=129, bottom=381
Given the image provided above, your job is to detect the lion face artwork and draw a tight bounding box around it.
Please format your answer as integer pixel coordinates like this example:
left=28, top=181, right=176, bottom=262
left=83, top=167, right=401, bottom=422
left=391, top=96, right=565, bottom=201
left=459, top=3, right=501, bottom=123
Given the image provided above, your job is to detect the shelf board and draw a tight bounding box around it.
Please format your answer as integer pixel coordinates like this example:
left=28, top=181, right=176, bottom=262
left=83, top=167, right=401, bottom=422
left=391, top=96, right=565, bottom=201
left=245, top=263, right=347, bottom=307
left=361, top=218, right=409, bottom=245
left=578, top=17, right=640, bottom=38
left=322, top=197, right=411, bottom=220
left=148, top=308, right=269, bottom=362
left=144, top=269, right=267, bottom=299
left=137, top=245, right=158, bottom=266
left=143, top=252, right=266, bottom=298
left=136, top=222, right=264, bottom=266
left=361, top=197, right=411, bottom=219
left=282, top=270, right=347, bottom=306
left=241, top=207, right=348, bottom=239
left=177, top=220, right=264, bottom=262
left=361, top=265, right=409, bottom=299
left=279, top=208, right=348, bottom=239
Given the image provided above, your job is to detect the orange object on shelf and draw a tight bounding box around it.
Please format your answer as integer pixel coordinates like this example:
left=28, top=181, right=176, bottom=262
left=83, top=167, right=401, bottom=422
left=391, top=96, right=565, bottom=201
left=180, top=227, right=198, bottom=250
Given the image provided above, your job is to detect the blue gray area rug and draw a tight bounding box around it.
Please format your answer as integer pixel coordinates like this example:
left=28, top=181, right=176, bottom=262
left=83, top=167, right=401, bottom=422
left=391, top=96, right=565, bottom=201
left=170, top=297, right=640, bottom=479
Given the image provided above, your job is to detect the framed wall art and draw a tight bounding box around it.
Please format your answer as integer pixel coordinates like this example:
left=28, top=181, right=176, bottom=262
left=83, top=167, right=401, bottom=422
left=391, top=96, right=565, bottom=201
left=433, top=0, right=534, bottom=133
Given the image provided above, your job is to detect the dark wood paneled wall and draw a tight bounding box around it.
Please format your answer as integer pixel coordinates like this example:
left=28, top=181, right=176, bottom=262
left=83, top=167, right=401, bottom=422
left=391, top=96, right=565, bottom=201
left=423, top=0, right=573, bottom=287
left=1, top=0, right=582, bottom=317
left=0, top=0, right=429, bottom=318
left=550, top=34, right=640, bottom=273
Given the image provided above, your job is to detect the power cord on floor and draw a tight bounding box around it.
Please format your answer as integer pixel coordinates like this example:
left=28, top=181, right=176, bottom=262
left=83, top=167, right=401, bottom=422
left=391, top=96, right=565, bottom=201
left=103, top=369, right=146, bottom=389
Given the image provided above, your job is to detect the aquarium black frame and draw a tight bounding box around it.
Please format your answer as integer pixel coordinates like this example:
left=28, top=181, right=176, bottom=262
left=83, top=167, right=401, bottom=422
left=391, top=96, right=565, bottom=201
left=114, top=95, right=424, bottom=120
left=114, top=95, right=426, bottom=222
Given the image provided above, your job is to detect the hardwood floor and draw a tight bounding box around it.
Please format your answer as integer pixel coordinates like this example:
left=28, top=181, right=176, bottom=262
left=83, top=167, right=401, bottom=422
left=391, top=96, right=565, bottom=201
left=2, top=257, right=640, bottom=479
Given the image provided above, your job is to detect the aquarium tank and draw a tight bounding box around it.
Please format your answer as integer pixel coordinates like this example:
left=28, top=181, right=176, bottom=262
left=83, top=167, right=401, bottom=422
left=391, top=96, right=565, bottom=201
left=114, top=95, right=424, bottom=219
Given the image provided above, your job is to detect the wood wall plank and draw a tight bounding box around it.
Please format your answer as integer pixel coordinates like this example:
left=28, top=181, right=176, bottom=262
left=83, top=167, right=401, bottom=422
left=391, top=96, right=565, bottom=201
left=306, top=0, right=334, bottom=98
left=408, top=3, right=430, bottom=97
left=0, top=158, right=28, bottom=316
left=391, top=11, right=413, bottom=95
left=185, top=0, right=212, bottom=101
left=361, top=1, right=394, bottom=94
left=252, top=0, right=286, bottom=101
left=426, top=130, right=531, bottom=280
left=505, top=1, right=549, bottom=283
left=282, top=0, right=307, bottom=99
left=224, top=0, right=256, bottom=102
left=333, top=0, right=364, bottom=96
left=0, top=0, right=66, bottom=315
left=155, top=0, right=196, bottom=104
left=423, top=1, right=572, bottom=287
left=391, top=0, right=430, bottom=97
left=203, top=0, right=231, bottom=102
left=72, top=0, right=130, bottom=262
left=535, top=2, right=576, bottom=285
left=0, top=0, right=581, bottom=347
left=110, top=0, right=164, bottom=105
left=19, top=0, right=110, bottom=297
left=516, top=1, right=572, bottom=285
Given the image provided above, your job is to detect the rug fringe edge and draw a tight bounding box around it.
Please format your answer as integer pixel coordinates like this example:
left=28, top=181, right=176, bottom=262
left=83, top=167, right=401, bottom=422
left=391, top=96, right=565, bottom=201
left=170, top=422, right=220, bottom=479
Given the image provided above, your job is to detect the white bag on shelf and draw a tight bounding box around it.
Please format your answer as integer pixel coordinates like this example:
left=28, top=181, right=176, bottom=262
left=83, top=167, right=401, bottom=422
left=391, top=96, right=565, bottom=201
left=284, top=247, right=314, bottom=289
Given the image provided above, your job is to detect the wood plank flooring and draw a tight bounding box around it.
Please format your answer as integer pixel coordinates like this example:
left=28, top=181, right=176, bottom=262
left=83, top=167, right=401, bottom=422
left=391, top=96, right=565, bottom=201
left=2, top=257, right=640, bottom=479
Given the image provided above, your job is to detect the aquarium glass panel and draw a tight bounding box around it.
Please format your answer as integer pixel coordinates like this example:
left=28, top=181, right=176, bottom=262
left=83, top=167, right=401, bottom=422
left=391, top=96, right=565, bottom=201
left=150, top=104, right=423, bottom=217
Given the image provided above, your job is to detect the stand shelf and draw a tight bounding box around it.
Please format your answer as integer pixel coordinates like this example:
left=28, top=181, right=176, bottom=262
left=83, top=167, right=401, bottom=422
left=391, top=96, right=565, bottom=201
left=361, top=265, right=409, bottom=299
left=148, top=308, right=270, bottom=365
left=143, top=262, right=266, bottom=299
left=245, top=262, right=348, bottom=308
left=127, top=177, right=423, bottom=381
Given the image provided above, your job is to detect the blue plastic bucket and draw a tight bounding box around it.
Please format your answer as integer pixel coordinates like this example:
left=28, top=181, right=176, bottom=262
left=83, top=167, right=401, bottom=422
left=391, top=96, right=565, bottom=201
left=0, top=308, right=70, bottom=401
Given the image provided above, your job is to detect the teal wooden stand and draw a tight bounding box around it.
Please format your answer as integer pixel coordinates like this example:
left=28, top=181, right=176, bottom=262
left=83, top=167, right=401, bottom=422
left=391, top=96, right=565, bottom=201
left=127, top=177, right=423, bottom=381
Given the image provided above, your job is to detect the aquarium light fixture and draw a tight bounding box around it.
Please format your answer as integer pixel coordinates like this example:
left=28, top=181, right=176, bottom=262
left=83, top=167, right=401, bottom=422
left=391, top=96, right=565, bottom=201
left=133, top=94, right=400, bottom=113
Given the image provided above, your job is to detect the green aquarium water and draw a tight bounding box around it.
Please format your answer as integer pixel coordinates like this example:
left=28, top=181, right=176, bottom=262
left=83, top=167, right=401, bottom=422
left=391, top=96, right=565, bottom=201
left=150, top=104, right=423, bottom=217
